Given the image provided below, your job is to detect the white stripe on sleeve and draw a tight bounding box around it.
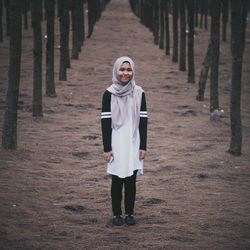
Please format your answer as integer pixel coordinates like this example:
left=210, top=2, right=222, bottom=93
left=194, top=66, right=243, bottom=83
left=101, top=112, right=111, bottom=119
left=140, top=111, right=148, bottom=117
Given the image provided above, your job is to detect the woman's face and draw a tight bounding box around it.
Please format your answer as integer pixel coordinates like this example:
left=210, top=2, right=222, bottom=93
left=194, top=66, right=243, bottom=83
left=118, top=62, right=133, bottom=84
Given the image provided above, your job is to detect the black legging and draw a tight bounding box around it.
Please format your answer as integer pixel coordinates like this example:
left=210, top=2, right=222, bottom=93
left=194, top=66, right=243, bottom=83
left=111, top=170, right=137, bottom=216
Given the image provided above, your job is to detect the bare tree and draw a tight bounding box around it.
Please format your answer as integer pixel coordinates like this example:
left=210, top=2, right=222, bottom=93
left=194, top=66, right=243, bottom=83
left=22, top=0, right=29, bottom=30
left=87, top=0, right=94, bottom=38
left=45, top=0, right=56, bottom=97
left=153, top=0, right=159, bottom=45
left=4, top=0, right=10, bottom=36
left=204, top=0, right=208, bottom=30
left=77, top=0, right=85, bottom=48
left=71, top=0, right=80, bottom=59
left=71, top=0, right=85, bottom=58
left=196, top=42, right=211, bottom=101
left=199, top=0, right=209, bottom=30
left=222, top=0, right=229, bottom=42
left=179, top=0, right=186, bottom=71
left=31, top=0, right=43, bottom=117
left=187, top=0, right=195, bottom=83
left=164, top=0, right=170, bottom=55
left=228, top=0, right=248, bottom=155
left=87, top=0, right=107, bottom=38
left=2, top=0, right=22, bottom=149
left=0, top=0, right=3, bottom=42
left=194, top=0, right=198, bottom=27
left=209, top=0, right=221, bottom=112
left=58, top=0, right=70, bottom=80
left=172, top=0, right=179, bottom=62
left=158, top=0, right=164, bottom=49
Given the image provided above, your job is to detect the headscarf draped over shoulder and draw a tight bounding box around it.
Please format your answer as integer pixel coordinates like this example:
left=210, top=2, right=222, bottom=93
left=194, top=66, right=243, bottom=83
left=107, top=56, right=143, bottom=138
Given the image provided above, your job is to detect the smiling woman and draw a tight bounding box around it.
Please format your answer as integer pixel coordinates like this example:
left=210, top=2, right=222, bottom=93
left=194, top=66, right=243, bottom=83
left=101, top=56, right=148, bottom=226
left=118, top=62, right=133, bottom=84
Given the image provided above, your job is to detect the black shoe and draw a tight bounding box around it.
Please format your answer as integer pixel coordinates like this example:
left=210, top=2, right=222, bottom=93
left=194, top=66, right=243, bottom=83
left=112, top=215, right=124, bottom=226
left=125, top=215, right=136, bottom=225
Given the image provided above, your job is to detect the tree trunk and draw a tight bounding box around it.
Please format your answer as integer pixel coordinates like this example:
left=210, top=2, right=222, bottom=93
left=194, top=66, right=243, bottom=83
left=172, top=0, right=178, bottom=62
left=0, top=0, right=3, bottom=42
left=22, top=0, right=29, bottom=30
left=158, top=0, right=164, bottom=49
left=199, top=1, right=203, bottom=28
left=45, top=0, right=56, bottom=97
left=145, top=1, right=154, bottom=32
left=222, top=0, right=229, bottom=42
left=140, top=0, right=144, bottom=27
left=199, top=0, right=208, bottom=29
left=65, top=1, right=70, bottom=69
left=87, top=0, right=94, bottom=38
left=31, top=0, right=43, bottom=117
left=164, top=0, right=170, bottom=55
left=242, top=0, right=247, bottom=52
left=140, top=0, right=145, bottom=25
left=228, top=0, right=247, bottom=155
left=2, top=0, right=22, bottom=149
left=196, top=42, right=211, bottom=101
left=59, top=0, right=70, bottom=80
left=4, top=0, right=10, bottom=36
left=187, top=0, right=195, bottom=83
left=77, top=0, right=84, bottom=48
left=144, top=1, right=153, bottom=31
left=209, top=0, right=221, bottom=112
left=194, top=0, right=198, bottom=27
left=153, top=1, right=159, bottom=45
left=204, top=0, right=208, bottom=30
left=71, top=0, right=79, bottom=59
left=179, top=0, right=186, bottom=71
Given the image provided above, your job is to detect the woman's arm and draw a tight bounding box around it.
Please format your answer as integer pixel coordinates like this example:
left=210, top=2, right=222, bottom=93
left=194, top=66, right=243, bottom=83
left=139, top=92, right=148, bottom=151
left=101, top=90, right=112, bottom=153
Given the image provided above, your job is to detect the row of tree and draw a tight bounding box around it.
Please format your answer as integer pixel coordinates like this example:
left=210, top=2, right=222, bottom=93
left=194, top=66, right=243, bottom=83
left=130, top=0, right=248, bottom=155
left=1, top=0, right=110, bottom=149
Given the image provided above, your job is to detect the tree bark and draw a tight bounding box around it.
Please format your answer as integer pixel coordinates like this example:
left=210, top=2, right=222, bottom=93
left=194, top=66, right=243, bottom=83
left=187, top=0, right=195, bottom=83
left=194, top=0, right=198, bottom=27
left=222, top=0, right=229, bottom=42
left=199, top=1, right=203, bottom=28
left=149, top=1, right=154, bottom=32
left=164, top=0, right=170, bottom=55
left=0, top=0, right=3, bottom=42
left=242, top=0, right=247, bottom=52
left=158, top=0, right=164, bottom=49
left=228, top=0, right=247, bottom=155
left=45, top=0, right=56, bottom=97
left=87, top=0, right=94, bottom=38
left=179, top=0, right=186, bottom=71
left=2, top=0, right=22, bottom=149
left=71, top=0, right=79, bottom=59
left=209, top=0, right=221, bottom=112
left=172, top=0, right=178, bottom=62
left=4, top=0, right=10, bottom=36
left=204, top=0, right=208, bottom=30
left=59, top=0, right=70, bottom=80
left=153, top=1, right=159, bottom=45
left=31, top=0, right=43, bottom=117
left=77, top=0, right=84, bottom=48
left=22, top=0, right=29, bottom=30
left=196, top=42, right=211, bottom=101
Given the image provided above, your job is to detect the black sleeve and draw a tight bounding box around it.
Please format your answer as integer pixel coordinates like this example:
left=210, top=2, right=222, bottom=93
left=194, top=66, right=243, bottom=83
left=101, top=90, right=112, bottom=152
left=139, top=92, right=148, bottom=150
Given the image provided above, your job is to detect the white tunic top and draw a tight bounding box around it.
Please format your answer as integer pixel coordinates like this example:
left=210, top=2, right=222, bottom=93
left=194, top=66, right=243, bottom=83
left=107, top=95, right=143, bottom=178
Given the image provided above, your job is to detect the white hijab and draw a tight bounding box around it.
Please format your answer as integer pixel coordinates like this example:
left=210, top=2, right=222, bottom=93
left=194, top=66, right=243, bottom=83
left=107, top=56, right=143, bottom=138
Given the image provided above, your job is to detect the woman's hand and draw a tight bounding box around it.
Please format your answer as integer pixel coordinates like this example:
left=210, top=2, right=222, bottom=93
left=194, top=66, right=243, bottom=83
left=103, top=151, right=113, bottom=162
left=139, top=150, right=146, bottom=160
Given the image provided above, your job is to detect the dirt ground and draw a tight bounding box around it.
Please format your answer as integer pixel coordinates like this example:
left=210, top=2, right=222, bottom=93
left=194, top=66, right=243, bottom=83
left=0, top=1, right=250, bottom=249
